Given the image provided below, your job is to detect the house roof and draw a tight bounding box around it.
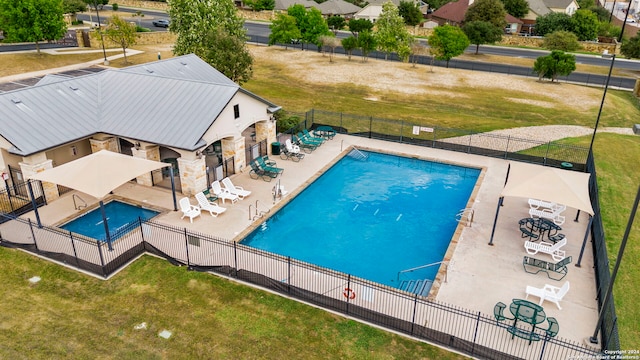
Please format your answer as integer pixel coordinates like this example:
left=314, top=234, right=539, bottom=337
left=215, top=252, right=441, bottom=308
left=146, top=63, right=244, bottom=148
left=274, top=0, right=318, bottom=10
left=315, top=0, right=362, bottom=15
left=543, top=0, right=575, bottom=9
left=431, top=0, right=469, bottom=24
left=0, top=54, right=278, bottom=157
left=527, top=0, right=551, bottom=16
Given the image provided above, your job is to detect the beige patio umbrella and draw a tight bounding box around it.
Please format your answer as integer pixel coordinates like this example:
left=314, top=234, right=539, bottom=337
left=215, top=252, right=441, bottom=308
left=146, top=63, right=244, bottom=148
left=489, top=161, right=593, bottom=246
left=28, top=150, right=171, bottom=247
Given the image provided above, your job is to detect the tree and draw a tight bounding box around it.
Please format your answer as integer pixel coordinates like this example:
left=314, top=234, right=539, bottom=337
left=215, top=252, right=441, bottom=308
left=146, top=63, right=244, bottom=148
left=427, top=24, right=470, bottom=67
left=84, top=0, right=108, bottom=10
left=245, top=0, right=275, bottom=11
left=269, top=13, right=301, bottom=47
left=571, top=9, right=598, bottom=41
left=500, top=0, right=528, bottom=18
left=347, top=18, right=374, bottom=38
left=532, top=50, right=576, bottom=82
left=287, top=5, right=331, bottom=48
left=327, top=15, right=346, bottom=31
left=425, top=0, right=452, bottom=10
left=543, top=30, right=580, bottom=51
left=0, top=0, right=67, bottom=53
left=357, top=30, right=377, bottom=61
left=168, top=0, right=246, bottom=56
left=621, top=35, right=640, bottom=59
left=463, top=20, right=503, bottom=54
left=535, top=12, right=574, bottom=37
left=410, top=42, right=428, bottom=67
left=464, top=0, right=507, bottom=29
left=590, top=6, right=610, bottom=22
left=341, top=36, right=358, bottom=60
left=576, top=0, right=594, bottom=8
left=375, top=2, right=413, bottom=60
left=104, top=15, right=137, bottom=63
left=200, top=28, right=254, bottom=85
left=63, top=0, right=87, bottom=15
left=319, top=35, right=340, bottom=62
left=398, top=1, right=423, bottom=26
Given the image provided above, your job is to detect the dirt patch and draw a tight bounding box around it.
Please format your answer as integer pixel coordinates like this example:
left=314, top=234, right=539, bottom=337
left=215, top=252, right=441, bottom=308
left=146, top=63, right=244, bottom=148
left=249, top=45, right=603, bottom=109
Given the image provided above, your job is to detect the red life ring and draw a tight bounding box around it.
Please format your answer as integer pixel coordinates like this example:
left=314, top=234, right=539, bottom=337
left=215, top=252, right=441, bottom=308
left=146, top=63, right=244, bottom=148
left=343, top=288, right=356, bottom=299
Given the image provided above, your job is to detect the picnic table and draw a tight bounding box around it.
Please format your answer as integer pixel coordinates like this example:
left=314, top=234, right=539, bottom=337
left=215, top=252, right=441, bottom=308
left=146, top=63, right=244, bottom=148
left=313, top=126, right=336, bottom=140
left=519, top=217, right=562, bottom=242
left=508, top=299, right=546, bottom=344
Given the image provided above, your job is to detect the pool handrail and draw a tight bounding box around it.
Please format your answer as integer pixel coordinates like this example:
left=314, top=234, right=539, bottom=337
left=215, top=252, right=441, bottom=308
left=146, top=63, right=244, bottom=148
left=397, top=261, right=449, bottom=284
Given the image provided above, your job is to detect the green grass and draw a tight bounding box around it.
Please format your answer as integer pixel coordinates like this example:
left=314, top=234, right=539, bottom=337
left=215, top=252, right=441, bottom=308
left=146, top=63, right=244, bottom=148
left=0, top=250, right=467, bottom=359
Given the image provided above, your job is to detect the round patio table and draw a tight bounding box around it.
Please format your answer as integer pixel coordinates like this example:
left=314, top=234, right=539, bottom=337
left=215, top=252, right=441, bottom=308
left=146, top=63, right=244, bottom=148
left=510, top=299, right=546, bottom=329
left=313, top=126, right=336, bottom=140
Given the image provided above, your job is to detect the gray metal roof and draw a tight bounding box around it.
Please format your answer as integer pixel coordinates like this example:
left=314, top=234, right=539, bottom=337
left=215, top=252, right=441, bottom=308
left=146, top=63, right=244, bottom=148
left=0, top=54, right=277, bottom=156
left=527, top=0, right=551, bottom=15
left=543, top=0, right=574, bottom=9
left=315, top=0, right=362, bottom=15
left=274, top=0, right=318, bottom=10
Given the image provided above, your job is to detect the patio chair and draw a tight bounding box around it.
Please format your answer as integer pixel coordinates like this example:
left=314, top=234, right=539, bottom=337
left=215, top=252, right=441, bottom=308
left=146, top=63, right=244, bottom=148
left=523, top=256, right=572, bottom=280
left=528, top=199, right=566, bottom=214
left=292, top=135, right=318, bottom=153
left=280, top=140, right=305, bottom=162
left=211, top=180, right=239, bottom=204
left=298, top=131, right=323, bottom=145
left=545, top=317, right=559, bottom=338
left=195, top=192, right=227, bottom=217
left=179, top=197, right=201, bottom=223
left=222, top=177, right=252, bottom=199
left=249, top=160, right=278, bottom=181
left=303, top=129, right=325, bottom=144
left=524, top=238, right=567, bottom=261
left=256, top=156, right=284, bottom=175
left=525, top=281, right=570, bottom=310
left=529, top=207, right=565, bottom=226
left=261, top=155, right=277, bottom=167
left=493, top=302, right=508, bottom=322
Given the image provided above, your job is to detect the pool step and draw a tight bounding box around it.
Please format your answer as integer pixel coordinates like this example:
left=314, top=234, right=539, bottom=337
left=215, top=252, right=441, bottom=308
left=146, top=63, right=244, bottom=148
left=399, top=279, right=433, bottom=297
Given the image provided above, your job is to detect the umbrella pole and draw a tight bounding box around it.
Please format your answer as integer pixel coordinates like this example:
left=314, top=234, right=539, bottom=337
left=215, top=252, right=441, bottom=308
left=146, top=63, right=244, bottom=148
left=169, top=167, right=177, bottom=211
left=27, top=180, right=42, bottom=228
left=100, top=201, right=113, bottom=251
left=575, top=215, right=594, bottom=267
left=488, top=196, right=503, bottom=246
left=574, top=209, right=581, bottom=222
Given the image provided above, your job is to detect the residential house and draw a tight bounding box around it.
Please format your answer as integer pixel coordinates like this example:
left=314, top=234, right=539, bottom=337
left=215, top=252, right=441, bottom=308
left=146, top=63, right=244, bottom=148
left=354, top=0, right=426, bottom=22
left=431, top=0, right=523, bottom=32
left=316, top=0, right=362, bottom=18
left=0, top=54, right=280, bottom=201
left=274, top=0, right=319, bottom=11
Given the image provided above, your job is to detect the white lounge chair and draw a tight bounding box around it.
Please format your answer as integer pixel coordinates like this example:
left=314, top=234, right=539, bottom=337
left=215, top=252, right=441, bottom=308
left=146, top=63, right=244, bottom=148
left=524, top=238, right=567, bottom=261
left=525, top=281, right=570, bottom=309
left=195, top=192, right=227, bottom=217
left=529, top=208, right=565, bottom=225
left=179, top=197, right=201, bottom=223
left=528, top=199, right=566, bottom=214
left=222, top=177, right=251, bottom=199
left=285, top=139, right=301, bottom=154
left=211, top=181, right=239, bottom=204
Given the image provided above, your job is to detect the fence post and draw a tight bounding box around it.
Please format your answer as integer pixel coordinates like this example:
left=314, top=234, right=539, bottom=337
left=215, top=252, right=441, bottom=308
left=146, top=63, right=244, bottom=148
left=287, top=256, right=291, bottom=294
left=400, top=120, right=404, bottom=143
left=544, top=142, right=551, bottom=166
left=471, top=311, right=481, bottom=357
left=369, top=116, right=373, bottom=139
left=340, top=112, right=343, bottom=132
left=467, top=131, right=473, bottom=153
left=96, top=239, right=106, bottom=277
left=183, top=228, right=190, bottom=267
left=346, top=274, right=352, bottom=314
left=69, top=231, right=79, bottom=266
left=233, top=241, right=238, bottom=278
left=27, top=218, right=39, bottom=251
left=410, top=293, right=418, bottom=335
left=538, top=334, right=550, bottom=360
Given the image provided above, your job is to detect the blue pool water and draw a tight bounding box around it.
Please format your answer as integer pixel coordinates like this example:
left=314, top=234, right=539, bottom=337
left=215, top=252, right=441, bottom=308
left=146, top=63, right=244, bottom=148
left=242, top=151, right=480, bottom=287
left=61, top=201, right=159, bottom=241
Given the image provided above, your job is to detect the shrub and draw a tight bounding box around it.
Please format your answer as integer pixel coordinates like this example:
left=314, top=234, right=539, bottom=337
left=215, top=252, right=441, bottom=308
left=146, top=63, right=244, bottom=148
left=112, top=3, right=118, bottom=10
left=543, top=30, right=580, bottom=51
left=274, top=110, right=303, bottom=133
left=136, top=26, right=151, bottom=32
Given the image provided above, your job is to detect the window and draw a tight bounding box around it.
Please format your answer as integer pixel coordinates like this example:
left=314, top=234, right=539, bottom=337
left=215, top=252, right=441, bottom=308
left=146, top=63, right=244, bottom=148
left=233, top=104, right=240, bottom=119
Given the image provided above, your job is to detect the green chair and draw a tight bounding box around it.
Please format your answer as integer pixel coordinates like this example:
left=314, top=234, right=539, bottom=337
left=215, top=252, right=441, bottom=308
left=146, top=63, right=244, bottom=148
left=297, top=132, right=323, bottom=146
left=494, top=302, right=507, bottom=321
left=545, top=317, right=559, bottom=338
left=256, top=157, right=284, bottom=175
left=248, top=160, right=278, bottom=181
left=292, top=135, right=318, bottom=153
left=303, top=129, right=325, bottom=144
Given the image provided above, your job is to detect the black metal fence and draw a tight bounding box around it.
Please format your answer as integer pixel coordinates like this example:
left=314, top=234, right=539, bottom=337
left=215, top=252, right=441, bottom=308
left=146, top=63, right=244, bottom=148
left=296, top=109, right=589, bottom=170
left=0, top=179, right=44, bottom=223
left=247, top=35, right=636, bottom=91
left=586, top=153, right=620, bottom=350
left=0, top=212, right=601, bottom=359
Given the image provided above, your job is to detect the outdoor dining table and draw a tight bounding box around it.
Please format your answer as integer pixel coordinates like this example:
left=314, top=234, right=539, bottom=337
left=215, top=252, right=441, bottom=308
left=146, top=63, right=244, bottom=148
left=313, top=126, right=336, bottom=140
left=508, top=298, right=546, bottom=344
left=519, top=217, right=561, bottom=242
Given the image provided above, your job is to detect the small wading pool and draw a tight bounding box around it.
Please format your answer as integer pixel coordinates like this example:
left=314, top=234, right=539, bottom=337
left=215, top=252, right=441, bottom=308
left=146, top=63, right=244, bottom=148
left=242, top=150, right=480, bottom=290
left=60, top=200, right=160, bottom=241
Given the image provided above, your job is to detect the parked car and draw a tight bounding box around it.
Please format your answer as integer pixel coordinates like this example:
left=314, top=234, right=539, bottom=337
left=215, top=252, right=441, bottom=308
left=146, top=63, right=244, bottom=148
left=152, top=19, right=170, bottom=28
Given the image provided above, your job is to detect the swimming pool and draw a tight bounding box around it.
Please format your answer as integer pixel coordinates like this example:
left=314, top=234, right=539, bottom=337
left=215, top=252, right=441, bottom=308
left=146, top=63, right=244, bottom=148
left=60, top=200, right=160, bottom=241
left=242, top=150, right=480, bottom=289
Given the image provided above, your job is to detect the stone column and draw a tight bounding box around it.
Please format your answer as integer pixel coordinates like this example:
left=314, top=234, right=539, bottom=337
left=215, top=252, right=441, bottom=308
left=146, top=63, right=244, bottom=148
left=132, top=146, right=162, bottom=186
left=255, top=120, right=277, bottom=155
left=89, top=137, right=118, bottom=153
left=176, top=156, right=207, bottom=196
left=19, top=154, right=59, bottom=202
left=221, top=137, right=246, bottom=174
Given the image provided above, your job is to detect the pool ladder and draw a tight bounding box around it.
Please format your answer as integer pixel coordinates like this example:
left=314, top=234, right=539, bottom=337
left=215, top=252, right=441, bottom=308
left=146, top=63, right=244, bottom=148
left=73, top=194, right=87, bottom=210
left=249, top=200, right=269, bottom=221
left=456, top=208, right=474, bottom=227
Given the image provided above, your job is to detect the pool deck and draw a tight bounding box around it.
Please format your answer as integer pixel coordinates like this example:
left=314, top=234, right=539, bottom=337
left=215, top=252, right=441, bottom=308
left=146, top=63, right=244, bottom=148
left=20, top=134, right=599, bottom=347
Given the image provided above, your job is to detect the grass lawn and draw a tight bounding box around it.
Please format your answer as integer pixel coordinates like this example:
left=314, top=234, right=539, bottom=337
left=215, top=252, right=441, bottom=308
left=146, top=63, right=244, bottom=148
left=0, top=250, right=467, bottom=359
left=1, top=45, right=639, bottom=351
